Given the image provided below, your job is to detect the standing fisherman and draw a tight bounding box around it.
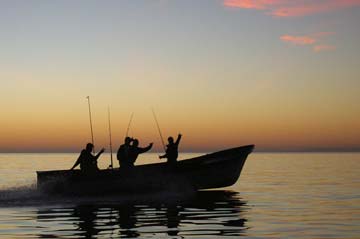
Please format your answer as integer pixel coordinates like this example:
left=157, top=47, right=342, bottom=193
left=128, top=139, right=153, bottom=167
left=117, top=137, right=133, bottom=169
left=159, top=134, right=182, bottom=166
left=117, top=112, right=136, bottom=169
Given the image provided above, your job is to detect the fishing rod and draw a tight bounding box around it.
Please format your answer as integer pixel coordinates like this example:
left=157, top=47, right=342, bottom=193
left=151, top=108, right=166, bottom=152
left=108, top=106, right=113, bottom=169
left=125, top=112, right=134, bottom=138
left=86, top=96, right=95, bottom=153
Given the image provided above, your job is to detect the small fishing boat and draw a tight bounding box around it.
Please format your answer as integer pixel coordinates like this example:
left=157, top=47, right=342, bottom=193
left=37, top=145, right=254, bottom=195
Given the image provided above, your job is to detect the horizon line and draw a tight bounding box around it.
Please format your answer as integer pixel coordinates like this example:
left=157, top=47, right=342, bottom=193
left=1, top=150, right=360, bottom=154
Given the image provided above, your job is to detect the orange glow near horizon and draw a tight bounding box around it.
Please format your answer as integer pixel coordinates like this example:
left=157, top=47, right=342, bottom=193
left=1, top=97, right=359, bottom=152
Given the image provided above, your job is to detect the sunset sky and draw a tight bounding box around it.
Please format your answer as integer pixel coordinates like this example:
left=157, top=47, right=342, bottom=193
left=0, top=0, right=359, bottom=152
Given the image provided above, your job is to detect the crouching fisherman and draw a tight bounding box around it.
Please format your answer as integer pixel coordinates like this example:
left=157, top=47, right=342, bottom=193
left=159, top=134, right=182, bottom=166
left=70, top=143, right=105, bottom=172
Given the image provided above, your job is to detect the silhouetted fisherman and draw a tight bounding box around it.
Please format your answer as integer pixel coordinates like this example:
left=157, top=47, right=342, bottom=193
left=70, top=143, right=105, bottom=172
left=128, top=139, right=153, bottom=167
left=117, top=136, right=133, bottom=168
left=159, top=134, right=182, bottom=165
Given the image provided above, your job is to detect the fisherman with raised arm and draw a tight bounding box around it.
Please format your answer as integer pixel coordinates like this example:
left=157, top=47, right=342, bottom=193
left=128, top=139, right=153, bottom=167
left=159, top=133, right=182, bottom=166
left=70, top=143, right=105, bottom=172
left=117, top=136, right=133, bottom=169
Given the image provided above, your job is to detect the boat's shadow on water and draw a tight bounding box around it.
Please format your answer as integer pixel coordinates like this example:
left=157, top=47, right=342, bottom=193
left=35, top=190, right=249, bottom=238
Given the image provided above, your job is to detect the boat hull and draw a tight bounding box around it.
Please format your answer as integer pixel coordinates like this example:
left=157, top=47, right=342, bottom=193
left=37, top=145, right=254, bottom=195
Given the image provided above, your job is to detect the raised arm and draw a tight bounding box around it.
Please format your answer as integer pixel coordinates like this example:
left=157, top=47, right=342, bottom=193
left=175, top=134, right=182, bottom=146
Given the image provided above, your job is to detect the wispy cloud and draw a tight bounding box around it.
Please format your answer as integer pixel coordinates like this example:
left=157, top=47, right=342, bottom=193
left=224, top=0, right=360, bottom=17
left=223, top=0, right=285, bottom=10
left=223, top=1, right=344, bottom=52
left=280, top=35, right=316, bottom=45
left=280, top=32, right=336, bottom=52
left=313, top=44, right=336, bottom=52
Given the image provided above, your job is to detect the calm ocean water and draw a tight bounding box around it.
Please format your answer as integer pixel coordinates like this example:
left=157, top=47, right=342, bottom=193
left=0, top=152, right=359, bottom=238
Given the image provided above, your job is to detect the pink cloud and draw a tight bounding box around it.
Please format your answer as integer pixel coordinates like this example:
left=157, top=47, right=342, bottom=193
left=280, top=35, right=316, bottom=45
left=224, top=0, right=360, bottom=17
left=272, top=0, right=360, bottom=17
left=280, top=32, right=336, bottom=52
left=224, top=0, right=284, bottom=9
left=313, top=44, right=336, bottom=52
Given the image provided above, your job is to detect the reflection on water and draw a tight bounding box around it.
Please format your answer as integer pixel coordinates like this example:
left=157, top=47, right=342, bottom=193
left=34, top=191, right=248, bottom=238
left=3, top=153, right=359, bottom=238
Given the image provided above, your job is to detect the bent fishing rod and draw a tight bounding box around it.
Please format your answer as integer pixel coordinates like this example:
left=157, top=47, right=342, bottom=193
left=125, top=112, right=134, bottom=138
left=86, top=96, right=95, bottom=153
left=151, top=108, right=166, bottom=152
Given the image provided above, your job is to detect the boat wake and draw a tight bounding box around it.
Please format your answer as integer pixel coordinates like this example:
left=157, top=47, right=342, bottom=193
left=0, top=185, right=46, bottom=206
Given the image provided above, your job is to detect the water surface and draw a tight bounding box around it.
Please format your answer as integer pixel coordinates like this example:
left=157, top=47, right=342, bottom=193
left=0, top=152, right=359, bottom=238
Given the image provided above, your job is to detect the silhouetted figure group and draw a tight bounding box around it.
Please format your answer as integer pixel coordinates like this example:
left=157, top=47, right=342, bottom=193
left=71, top=134, right=181, bottom=172
left=117, top=137, right=153, bottom=169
